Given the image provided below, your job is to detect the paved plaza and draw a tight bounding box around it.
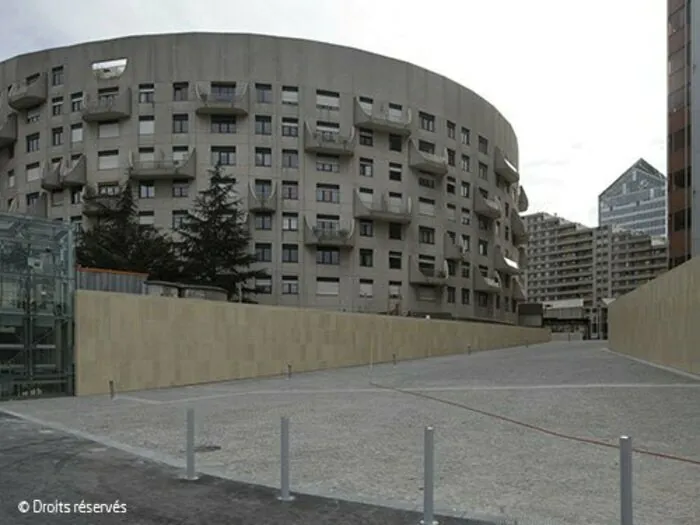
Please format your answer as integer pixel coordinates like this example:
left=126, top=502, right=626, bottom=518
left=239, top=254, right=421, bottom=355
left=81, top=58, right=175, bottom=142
left=2, top=341, right=699, bottom=524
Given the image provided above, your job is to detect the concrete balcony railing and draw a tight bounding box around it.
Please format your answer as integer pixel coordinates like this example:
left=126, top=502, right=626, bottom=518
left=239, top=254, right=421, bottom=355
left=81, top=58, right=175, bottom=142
left=62, top=155, right=88, bottom=188
left=494, top=245, right=520, bottom=275
left=304, top=122, right=357, bottom=156
left=474, top=191, right=501, bottom=219
left=0, top=113, right=18, bottom=149
left=408, top=256, right=449, bottom=287
left=194, top=82, right=250, bottom=116
left=518, top=186, right=529, bottom=213
left=512, top=277, right=527, bottom=301
left=303, top=217, right=356, bottom=248
left=82, top=88, right=132, bottom=122
left=473, top=269, right=501, bottom=294
left=352, top=98, right=412, bottom=136
left=26, top=193, right=49, bottom=218
left=511, top=212, right=528, bottom=245
left=41, top=162, right=62, bottom=191
left=518, top=246, right=528, bottom=268
left=352, top=190, right=412, bottom=224
left=408, top=139, right=448, bottom=176
left=8, top=73, right=48, bottom=110
left=494, top=147, right=520, bottom=184
left=444, top=232, right=467, bottom=261
left=128, top=149, right=197, bottom=181
left=248, top=181, right=278, bottom=212
left=82, top=186, right=120, bottom=217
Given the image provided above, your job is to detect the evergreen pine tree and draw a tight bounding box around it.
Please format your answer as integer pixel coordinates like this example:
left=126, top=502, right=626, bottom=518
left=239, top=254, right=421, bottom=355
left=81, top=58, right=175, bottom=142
left=177, top=165, right=267, bottom=300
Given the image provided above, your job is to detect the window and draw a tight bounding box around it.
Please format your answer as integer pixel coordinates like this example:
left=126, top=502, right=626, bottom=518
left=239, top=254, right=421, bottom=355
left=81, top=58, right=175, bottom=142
left=446, top=178, right=456, bottom=194
left=26, top=133, right=40, bottom=153
left=461, top=288, right=470, bottom=305
left=138, top=148, right=155, bottom=163
left=282, top=149, right=299, bottom=169
left=70, top=188, right=81, bottom=204
left=139, top=116, right=155, bottom=135
left=478, top=135, right=489, bottom=154
left=51, top=127, right=63, bottom=146
left=316, top=89, right=340, bottom=110
left=256, top=278, right=272, bottom=295
left=461, top=261, right=470, bottom=278
left=476, top=291, right=488, bottom=308
left=359, top=129, right=373, bottom=146
left=254, top=213, right=273, bottom=230
left=418, top=197, right=436, bottom=216
left=316, top=277, right=340, bottom=296
left=282, top=213, right=299, bottom=231
left=98, top=183, right=119, bottom=195
left=447, top=149, right=455, bottom=166
left=419, top=177, right=435, bottom=189
left=388, top=222, right=403, bottom=240
left=26, top=163, right=41, bottom=182
left=51, top=66, right=64, bottom=86
left=360, top=97, right=373, bottom=115
left=317, top=249, right=340, bottom=265
left=138, top=212, right=155, bottom=226
left=389, top=134, right=402, bottom=152
left=389, top=163, right=402, bottom=181
left=316, top=155, right=340, bottom=172
left=359, top=158, right=374, bottom=177
left=316, top=121, right=339, bottom=138
left=418, top=140, right=435, bottom=154
left=255, top=83, right=273, bottom=103
left=460, top=181, right=470, bottom=198
left=389, top=281, right=402, bottom=298
left=282, top=276, right=299, bottom=294
left=281, top=244, right=299, bottom=263
left=70, top=92, right=83, bottom=112
left=419, top=112, right=435, bottom=132
left=446, top=203, right=456, bottom=221
left=255, top=148, right=272, bottom=167
left=389, top=251, right=402, bottom=269
left=316, top=183, right=340, bottom=203
left=282, top=86, right=299, bottom=105
left=359, top=220, right=374, bottom=237
left=447, top=287, right=456, bottom=303
left=173, top=82, right=189, bottom=101
left=51, top=97, right=63, bottom=116
left=359, top=280, right=374, bottom=298
left=419, top=226, right=436, bottom=244
left=26, top=108, right=40, bottom=124
left=26, top=192, right=40, bottom=208
left=211, top=83, right=236, bottom=99
left=99, top=121, right=120, bottom=139
left=98, top=150, right=119, bottom=170
left=211, top=146, right=236, bottom=166
left=172, top=114, right=189, bottom=133
left=281, top=117, right=298, bottom=137
left=172, top=210, right=188, bottom=229
left=255, top=243, right=272, bottom=262
left=478, top=162, right=488, bottom=180
left=461, top=127, right=470, bottom=145
left=255, top=115, right=272, bottom=135
left=172, top=180, right=190, bottom=198
left=173, top=146, right=189, bottom=162
left=359, top=249, right=374, bottom=267
left=139, top=83, right=155, bottom=103
left=461, top=155, right=471, bottom=172
left=478, top=239, right=488, bottom=256
left=211, top=115, right=236, bottom=133
left=139, top=182, right=155, bottom=199
left=282, top=181, right=299, bottom=200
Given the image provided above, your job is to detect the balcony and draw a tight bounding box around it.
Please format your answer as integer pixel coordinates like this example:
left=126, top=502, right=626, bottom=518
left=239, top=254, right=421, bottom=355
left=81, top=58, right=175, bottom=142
left=518, top=246, right=528, bottom=267
left=444, top=233, right=467, bottom=261
left=408, top=257, right=448, bottom=287
left=303, top=217, right=356, bottom=248
left=41, top=162, right=62, bottom=191
left=352, top=190, right=412, bottom=224
left=248, top=181, right=278, bottom=212
left=26, top=193, right=48, bottom=218
left=82, top=186, right=120, bottom=217
left=494, top=147, right=520, bottom=184
left=474, top=270, right=501, bottom=294
left=128, top=149, right=197, bottom=181
left=511, top=212, right=528, bottom=245
left=352, top=98, right=412, bottom=136
left=518, top=186, right=529, bottom=213
left=82, top=88, right=132, bottom=122
left=0, top=113, right=18, bottom=148
left=304, top=123, right=357, bottom=156
left=474, top=191, right=501, bottom=219
left=194, top=83, right=249, bottom=116
left=512, top=277, right=526, bottom=301
left=494, top=245, right=520, bottom=275
left=8, top=73, right=48, bottom=110
left=408, top=140, right=448, bottom=176
left=62, top=155, right=88, bottom=188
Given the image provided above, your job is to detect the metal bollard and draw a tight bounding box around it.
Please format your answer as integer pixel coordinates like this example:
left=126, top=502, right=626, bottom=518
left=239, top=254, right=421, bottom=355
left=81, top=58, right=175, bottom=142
left=393, top=353, right=397, bottom=366
left=108, top=380, right=115, bottom=399
left=421, top=426, right=438, bottom=525
left=620, top=436, right=633, bottom=525
left=287, top=363, right=292, bottom=380
left=278, top=416, right=295, bottom=501
left=183, top=407, right=198, bottom=481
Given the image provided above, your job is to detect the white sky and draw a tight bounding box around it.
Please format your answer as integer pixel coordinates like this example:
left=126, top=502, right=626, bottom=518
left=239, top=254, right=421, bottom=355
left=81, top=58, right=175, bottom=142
left=2, top=0, right=666, bottom=226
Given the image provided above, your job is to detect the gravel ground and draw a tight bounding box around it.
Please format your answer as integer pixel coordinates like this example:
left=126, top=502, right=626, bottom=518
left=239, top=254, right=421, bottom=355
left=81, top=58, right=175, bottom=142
left=2, top=341, right=699, bottom=525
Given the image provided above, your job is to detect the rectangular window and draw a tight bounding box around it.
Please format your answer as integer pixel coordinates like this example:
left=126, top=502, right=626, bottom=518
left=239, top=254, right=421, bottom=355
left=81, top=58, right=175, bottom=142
left=98, top=150, right=119, bottom=170
left=447, top=121, right=456, bottom=139
left=359, top=158, right=374, bottom=177
left=461, top=288, right=471, bottom=305
left=173, top=82, right=189, bottom=101
left=447, top=287, right=456, bottom=303
left=282, top=275, right=299, bottom=295
left=282, top=86, right=299, bottom=105
left=281, top=117, right=299, bottom=137
left=255, top=115, right=273, bottom=135
left=359, top=220, right=374, bottom=237
left=138, top=148, right=155, bottom=163
left=282, top=213, right=299, bottom=231
left=461, top=208, right=472, bottom=225
left=71, top=92, right=83, bottom=112
left=172, top=180, right=190, bottom=198
left=389, top=163, right=402, bottom=181
left=282, top=243, right=299, bottom=263
left=98, top=183, right=119, bottom=195
left=173, top=146, right=189, bottom=162
left=419, top=112, right=435, bottom=132
left=478, top=135, right=489, bottom=154
left=26, top=133, right=40, bottom=153
left=51, top=127, right=63, bottom=146
left=211, top=146, right=236, bottom=166
left=254, top=213, right=273, bottom=230
left=26, top=108, right=40, bottom=124
left=419, top=226, right=436, bottom=244
left=255, top=83, right=273, bottom=103
left=255, top=147, right=272, bottom=167
left=461, top=127, right=470, bottom=145
left=256, top=278, right=272, bottom=295
left=461, top=155, right=471, bottom=172
left=388, top=222, right=403, bottom=240
left=359, top=128, right=373, bottom=146
left=447, top=149, right=455, bottom=166
left=138, top=83, right=155, bottom=103
left=478, top=239, right=488, bottom=256
left=51, top=66, right=64, bottom=86
left=51, top=97, right=63, bottom=116
left=460, top=181, right=470, bottom=198
left=316, top=183, right=340, bottom=203
left=138, top=212, right=155, bottom=226
left=316, top=89, right=340, bottom=110
left=478, top=162, right=488, bottom=180
left=316, top=249, right=341, bottom=265
left=282, top=149, right=299, bottom=169
left=255, top=242, right=273, bottom=262
left=172, top=210, right=188, bottom=229
left=418, top=140, right=435, bottom=155
left=389, top=251, right=402, bottom=269
left=316, top=154, right=340, bottom=172
left=359, top=248, right=374, bottom=267
left=418, top=197, right=436, bottom=216
left=282, top=181, right=299, bottom=200
left=389, top=134, right=402, bottom=152
left=172, top=114, right=189, bottom=133
left=388, top=281, right=402, bottom=298
left=26, top=163, right=41, bottom=182
left=211, top=115, right=236, bottom=134
left=139, top=116, right=155, bottom=135
left=99, top=121, right=120, bottom=139
left=139, top=182, right=155, bottom=199
left=359, top=279, right=374, bottom=298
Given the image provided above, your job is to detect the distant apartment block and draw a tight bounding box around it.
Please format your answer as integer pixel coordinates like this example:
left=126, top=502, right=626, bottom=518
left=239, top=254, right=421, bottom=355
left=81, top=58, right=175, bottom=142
left=598, top=158, right=666, bottom=237
left=523, top=212, right=667, bottom=338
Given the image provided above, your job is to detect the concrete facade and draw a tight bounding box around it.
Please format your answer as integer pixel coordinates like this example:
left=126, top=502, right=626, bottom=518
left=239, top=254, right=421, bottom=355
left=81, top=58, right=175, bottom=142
left=608, top=255, right=700, bottom=376
left=598, top=158, right=666, bottom=237
left=73, top=290, right=550, bottom=396
left=0, top=33, right=529, bottom=322
left=523, top=212, right=668, bottom=338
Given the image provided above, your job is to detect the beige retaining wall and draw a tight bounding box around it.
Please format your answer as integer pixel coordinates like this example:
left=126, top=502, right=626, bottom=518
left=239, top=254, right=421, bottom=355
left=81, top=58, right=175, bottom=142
left=75, top=290, right=551, bottom=395
left=608, top=256, right=700, bottom=376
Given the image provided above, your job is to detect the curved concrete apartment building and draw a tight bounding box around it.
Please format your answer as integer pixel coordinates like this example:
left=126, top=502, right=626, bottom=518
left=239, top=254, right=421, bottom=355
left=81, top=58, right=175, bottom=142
left=0, top=33, right=529, bottom=322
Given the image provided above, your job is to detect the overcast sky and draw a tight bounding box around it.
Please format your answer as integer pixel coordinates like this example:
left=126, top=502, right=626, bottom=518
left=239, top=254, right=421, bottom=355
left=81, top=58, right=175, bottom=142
left=1, top=0, right=666, bottom=226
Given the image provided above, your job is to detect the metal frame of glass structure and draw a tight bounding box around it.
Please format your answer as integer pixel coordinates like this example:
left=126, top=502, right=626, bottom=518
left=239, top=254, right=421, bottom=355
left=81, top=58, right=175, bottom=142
left=0, top=212, right=75, bottom=399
